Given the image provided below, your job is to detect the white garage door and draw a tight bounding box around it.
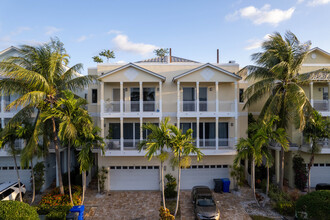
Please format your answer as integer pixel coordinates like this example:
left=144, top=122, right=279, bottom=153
left=109, top=165, right=160, bottom=190
left=310, top=163, right=330, bottom=187
left=181, top=164, right=229, bottom=190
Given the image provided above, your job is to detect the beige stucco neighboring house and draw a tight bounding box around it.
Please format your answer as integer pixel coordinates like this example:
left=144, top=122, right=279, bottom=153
left=88, top=53, right=248, bottom=191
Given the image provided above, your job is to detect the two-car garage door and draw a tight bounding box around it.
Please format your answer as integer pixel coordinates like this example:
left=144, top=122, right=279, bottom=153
left=109, top=166, right=160, bottom=190
left=181, top=165, right=229, bottom=190
left=310, top=163, right=330, bottom=187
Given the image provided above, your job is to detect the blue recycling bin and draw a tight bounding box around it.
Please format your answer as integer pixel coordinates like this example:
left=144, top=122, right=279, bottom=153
left=70, top=205, right=85, bottom=220
left=222, top=178, right=230, bottom=193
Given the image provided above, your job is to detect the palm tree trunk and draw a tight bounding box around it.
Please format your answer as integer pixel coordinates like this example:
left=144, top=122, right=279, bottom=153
left=52, top=117, right=64, bottom=195
left=174, top=153, right=181, bottom=217
left=12, top=146, right=23, bottom=202
left=30, top=160, right=35, bottom=204
left=161, top=161, right=166, bottom=209
left=266, top=166, right=269, bottom=197
left=82, top=171, right=86, bottom=205
left=279, top=148, right=284, bottom=190
left=252, top=159, right=259, bottom=206
left=307, top=153, right=314, bottom=193
left=68, top=142, right=73, bottom=205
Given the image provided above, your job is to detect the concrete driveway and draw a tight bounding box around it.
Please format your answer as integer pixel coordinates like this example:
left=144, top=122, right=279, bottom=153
left=84, top=189, right=161, bottom=220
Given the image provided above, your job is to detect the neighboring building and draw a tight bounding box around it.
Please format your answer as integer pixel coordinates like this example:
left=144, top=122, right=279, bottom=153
left=240, top=47, right=330, bottom=188
left=88, top=52, right=248, bottom=190
left=0, top=46, right=84, bottom=191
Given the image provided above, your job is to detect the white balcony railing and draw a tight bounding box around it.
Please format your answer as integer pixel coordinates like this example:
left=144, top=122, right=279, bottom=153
left=123, top=139, right=140, bottom=149
left=314, top=100, right=329, bottom=112
left=3, top=139, right=24, bottom=151
left=103, top=101, right=159, bottom=113
left=105, top=139, right=121, bottom=150
left=181, top=100, right=235, bottom=112
left=198, top=138, right=235, bottom=149
left=303, top=137, right=330, bottom=148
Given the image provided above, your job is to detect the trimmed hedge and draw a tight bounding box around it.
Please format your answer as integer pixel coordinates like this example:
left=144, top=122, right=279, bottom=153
left=295, top=190, right=330, bottom=220
left=0, top=201, right=39, bottom=220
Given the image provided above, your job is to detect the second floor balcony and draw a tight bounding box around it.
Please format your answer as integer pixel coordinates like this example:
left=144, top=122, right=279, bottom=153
left=104, top=100, right=160, bottom=114
left=313, top=100, right=329, bottom=112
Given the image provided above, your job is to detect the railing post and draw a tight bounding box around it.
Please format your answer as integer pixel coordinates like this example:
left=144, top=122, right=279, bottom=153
left=159, top=81, right=162, bottom=114
left=328, top=82, right=330, bottom=111
left=120, top=117, right=124, bottom=151
left=139, top=81, right=143, bottom=113
left=215, top=81, right=219, bottom=113
left=177, top=82, right=180, bottom=113
left=100, top=82, right=104, bottom=116
left=234, top=82, right=238, bottom=146
left=120, top=82, right=123, bottom=113
left=215, top=117, right=219, bottom=150
left=310, top=82, right=314, bottom=107
left=196, top=117, right=200, bottom=148
left=196, top=82, right=199, bottom=113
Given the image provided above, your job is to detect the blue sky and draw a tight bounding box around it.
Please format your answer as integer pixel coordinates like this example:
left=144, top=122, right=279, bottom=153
left=1, top=0, right=330, bottom=74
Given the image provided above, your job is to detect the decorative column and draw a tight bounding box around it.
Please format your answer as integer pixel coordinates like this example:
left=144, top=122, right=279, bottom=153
left=1, top=92, right=4, bottom=113
left=310, top=82, right=314, bottom=107
left=140, top=117, right=143, bottom=142
left=177, top=82, right=180, bottom=128
left=100, top=118, right=105, bottom=138
left=139, top=81, right=143, bottom=113
left=120, top=82, right=123, bottom=113
left=275, top=150, right=280, bottom=184
left=215, top=117, right=219, bottom=150
left=196, top=82, right=199, bottom=112
left=234, top=82, right=238, bottom=145
left=120, top=117, right=124, bottom=151
left=55, top=158, right=59, bottom=186
left=328, top=82, right=330, bottom=111
left=196, top=117, right=200, bottom=148
left=159, top=81, right=162, bottom=124
left=100, top=82, right=104, bottom=116
left=215, top=81, right=219, bottom=113
left=107, top=167, right=110, bottom=191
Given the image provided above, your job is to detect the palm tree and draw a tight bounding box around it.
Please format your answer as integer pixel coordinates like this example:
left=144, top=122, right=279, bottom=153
left=0, top=123, right=23, bottom=202
left=99, top=50, right=115, bottom=63
left=138, top=117, right=172, bottom=210
left=92, top=56, right=103, bottom=63
left=44, top=90, right=92, bottom=205
left=252, top=116, right=288, bottom=196
left=169, top=126, right=203, bottom=217
left=77, top=126, right=104, bottom=204
left=0, top=39, right=96, bottom=194
left=244, top=31, right=314, bottom=189
left=303, top=110, right=330, bottom=192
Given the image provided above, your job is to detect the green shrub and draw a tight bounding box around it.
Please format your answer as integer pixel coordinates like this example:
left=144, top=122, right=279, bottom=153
left=295, top=190, right=330, bottom=220
left=0, top=201, right=39, bottom=220
left=159, top=207, right=175, bottom=220
left=46, top=210, right=68, bottom=220
left=275, top=200, right=295, bottom=216
left=32, top=162, right=45, bottom=194
left=292, top=154, right=307, bottom=191
left=164, top=174, right=177, bottom=199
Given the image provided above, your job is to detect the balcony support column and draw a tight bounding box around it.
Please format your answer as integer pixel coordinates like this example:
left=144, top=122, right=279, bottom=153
left=215, top=81, right=219, bottom=113
left=328, top=82, right=330, bottom=111
left=177, top=82, right=180, bottom=113
left=159, top=81, right=162, bottom=115
left=140, top=117, right=143, bottom=142
left=196, top=82, right=199, bottom=112
left=310, top=82, right=314, bottom=107
left=234, top=82, right=238, bottom=145
left=196, top=117, right=200, bottom=148
left=1, top=92, right=4, bottom=114
left=100, top=118, right=104, bottom=138
left=120, top=117, right=124, bottom=151
left=120, top=82, right=123, bottom=113
left=275, top=150, right=280, bottom=185
left=100, top=82, right=104, bottom=116
left=215, top=117, right=219, bottom=150
left=139, top=82, right=143, bottom=113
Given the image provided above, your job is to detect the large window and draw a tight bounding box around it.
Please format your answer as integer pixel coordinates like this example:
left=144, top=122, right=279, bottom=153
left=108, top=123, right=120, bottom=139
left=183, top=87, right=195, bottom=111
left=130, top=88, right=140, bottom=112
left=239, top=88, right=244, bottom=103
left=199, top=87, right=207, bottom=111
left=218, top=122, right=229, bottom=146
left=143, top=123, right=159, bottom=139
left=199, top=122, right=215, bottom=147
left=143, top=87, right=155, bottom=111
left=323, top=87, right=328, bottom=100
left=180, top=123, right=197, bottom=138
left=92, top=89, right=97, bottom=103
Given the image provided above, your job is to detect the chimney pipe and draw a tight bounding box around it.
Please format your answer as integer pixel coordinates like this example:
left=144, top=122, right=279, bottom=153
left=217, top=49, right=219, bottom=64
left=169, top=48, right=172, bottom=63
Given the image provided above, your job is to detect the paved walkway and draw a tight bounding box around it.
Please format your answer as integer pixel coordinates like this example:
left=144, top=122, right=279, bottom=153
left=84, top=190, right=161, bottom=220
left=84, top=187, right=258, bottom=220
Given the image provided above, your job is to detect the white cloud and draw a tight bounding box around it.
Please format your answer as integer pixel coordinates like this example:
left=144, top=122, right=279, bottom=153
left=245, top=34, right=271, bottom=50
left=307, top=0, right=330, bottom=6
left=112, top=34, right=158, bottom=56
left=116, top=60, right=126, bottom=64
left=0, top=26, right=32, bottom=48
left=107, top=29, right=122, bottom=35
left=76, top=35, right=87, bottom=43
left=226, top=4, right=295, bottom=26
left=11, top=26, right=31, bottom=36
left=297, top=0, right=305, bottom=3
left=45, top=26, right=61, bottom=36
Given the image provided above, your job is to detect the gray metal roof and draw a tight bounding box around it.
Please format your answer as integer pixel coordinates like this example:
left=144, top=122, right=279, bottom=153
left=136, top=56, right=199, bottom=63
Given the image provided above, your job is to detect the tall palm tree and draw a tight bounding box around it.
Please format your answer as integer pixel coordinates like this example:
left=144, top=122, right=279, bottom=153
left=44, top=90, right=92, bottom=205
left=169, top=126, right=203, bottom=217
left=244, top=31, right=314, bottom=189
left=138, top=117, right=172, bottom=210
left=99, top=49, right=115, bottom=63
left=251, top=116, right=288, bottom=196
left=77, top=126, right=104, bottom=204
left=0, top=123, right=23, bottom=202
left=303, top=110, right=330, bottom=192
left=0, top=39, right=96, bottom=194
